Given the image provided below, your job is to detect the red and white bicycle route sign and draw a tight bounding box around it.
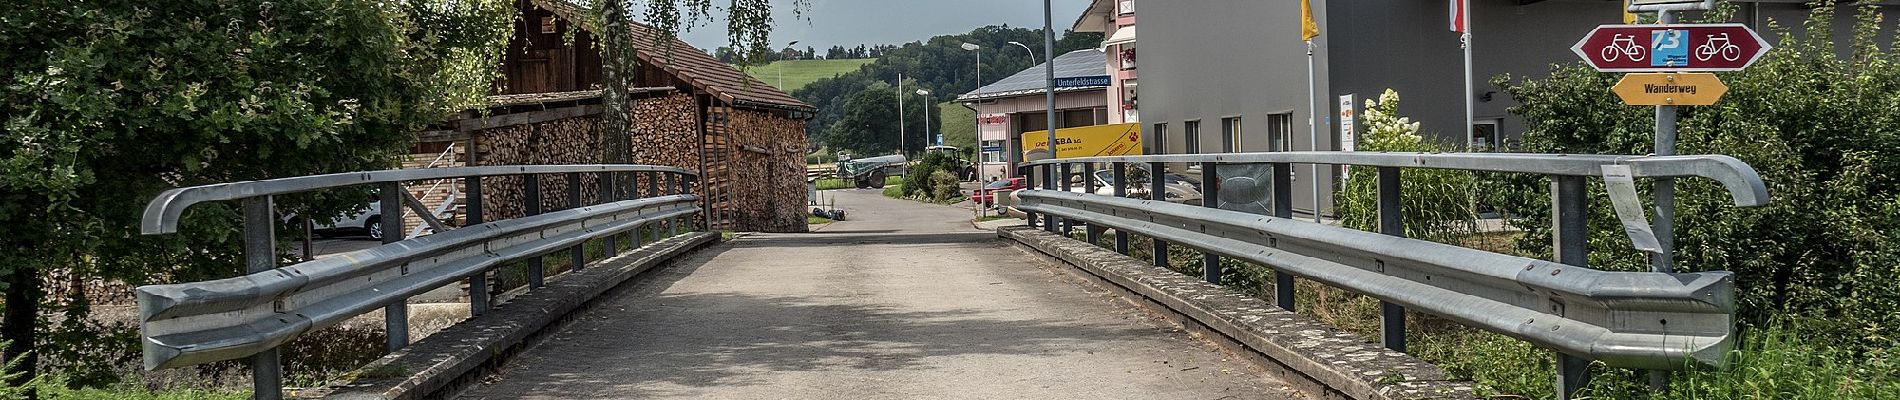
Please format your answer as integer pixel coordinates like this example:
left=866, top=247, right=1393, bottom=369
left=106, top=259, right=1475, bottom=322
left=1571, top=24, right=1771, bottom=72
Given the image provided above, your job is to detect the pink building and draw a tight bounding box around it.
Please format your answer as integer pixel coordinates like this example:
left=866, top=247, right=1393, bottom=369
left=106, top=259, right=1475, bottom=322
left=1073, top=0, right=1138, bottom=124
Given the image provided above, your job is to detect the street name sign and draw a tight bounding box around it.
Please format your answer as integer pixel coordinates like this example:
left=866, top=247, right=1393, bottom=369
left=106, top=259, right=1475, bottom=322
left=1572, top=24, right=1770, bottom=72
left=1054, top=75, right=1112, bottom=88
left=1612, top=73, right=1727, bottom=105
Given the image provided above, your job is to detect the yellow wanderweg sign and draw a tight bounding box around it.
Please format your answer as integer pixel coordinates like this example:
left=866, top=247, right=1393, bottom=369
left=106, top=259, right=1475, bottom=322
left=1613, top=73, right=1728, bottom=106
left=1021, top=123, right=1143, bottom=161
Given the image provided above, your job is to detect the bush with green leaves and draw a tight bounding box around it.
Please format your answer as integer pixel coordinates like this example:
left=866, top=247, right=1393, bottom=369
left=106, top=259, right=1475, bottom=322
left=1333, top=89, right=1479, bottom=243
left=1494, top=1, right=1900, bottom=353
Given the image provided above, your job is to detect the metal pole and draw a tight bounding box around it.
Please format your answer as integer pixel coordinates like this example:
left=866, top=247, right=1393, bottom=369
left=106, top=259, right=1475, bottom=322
left=522, top=175, right=544, bottom=290
left=1272, top=162, right=1296, bottom=311
left=568, top=172, right=584, bottom=271
left=467, top=176, right=489, bottom=315
left=975, top=47, right=988, bottom=218
left=1648, top=10, right=1679, bottom=393
left=599, top=172, right=617, bottom=258
left=1023, top=165, right=1038, bottom=228
left=1111, top=162, right=1129, bottom=255
left=1553, top=175, right=1591, bottom=399
left=1059, top=162, right=1073, bottom=235
left=648, top=172, right=661, bottom=243
left=1043, top=0, right=1059, bottom=186
left=1201, top=161, right=1222, bottom=284
left=1148, top=161, right=1170, bottom=269
left=1083, top=162, right=1102, bottom=245
left=241, top=197, right=283, bottom=400
left=670, top=172, right=684, bottom=236
left=899, top=72, right=906, bottom=155
left=1376, top=167, right=1406, bottom=353
left=1463, top=29, right=1475, bottom=157
left=1305, top=40, right=1323, bottom=223
left=378, top=183, right=409, bottom=351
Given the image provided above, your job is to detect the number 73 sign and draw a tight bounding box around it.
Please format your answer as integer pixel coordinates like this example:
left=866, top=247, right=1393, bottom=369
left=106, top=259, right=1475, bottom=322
left=1572, top=24, right=1771, bottom=72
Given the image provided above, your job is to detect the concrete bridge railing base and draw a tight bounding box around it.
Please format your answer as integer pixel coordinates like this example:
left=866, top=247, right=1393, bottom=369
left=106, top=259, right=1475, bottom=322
left=302, top=232, right=719, bottom=399
left=1000, top=226, right=1475, bottom=400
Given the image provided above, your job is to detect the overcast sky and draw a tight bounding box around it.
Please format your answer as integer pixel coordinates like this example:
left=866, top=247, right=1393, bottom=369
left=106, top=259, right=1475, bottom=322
left=671, top=0, right=1094, bottom=52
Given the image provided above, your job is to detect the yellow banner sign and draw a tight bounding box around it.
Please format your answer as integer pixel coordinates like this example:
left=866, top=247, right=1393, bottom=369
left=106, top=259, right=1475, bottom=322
left=1021, top=123, right=1143, bottom=161
left=1613, top=73, right=1728, bottom=106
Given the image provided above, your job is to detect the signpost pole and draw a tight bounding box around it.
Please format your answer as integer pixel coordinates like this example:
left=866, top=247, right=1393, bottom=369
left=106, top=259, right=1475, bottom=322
left=1652, top=10, right=1678, bottom=275
left=1648, top=12, right=1678, bottom=395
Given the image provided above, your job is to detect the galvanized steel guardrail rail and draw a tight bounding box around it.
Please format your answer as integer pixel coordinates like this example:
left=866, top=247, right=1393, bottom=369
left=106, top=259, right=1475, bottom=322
left=137, top=165, right=703, bottom=400
left=1013, top=152, right=1767, bottom=399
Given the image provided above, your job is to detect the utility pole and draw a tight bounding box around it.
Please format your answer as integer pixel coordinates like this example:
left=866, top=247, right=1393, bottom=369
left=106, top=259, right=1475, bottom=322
left=898, top=72, right=906, bottom=155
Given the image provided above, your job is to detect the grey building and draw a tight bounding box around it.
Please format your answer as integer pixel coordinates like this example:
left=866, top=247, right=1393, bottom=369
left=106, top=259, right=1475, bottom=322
left=1135, top=0, right=1897, bottom=217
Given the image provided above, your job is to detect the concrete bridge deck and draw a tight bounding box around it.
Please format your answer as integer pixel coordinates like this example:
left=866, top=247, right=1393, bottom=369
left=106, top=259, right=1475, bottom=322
left=457, top=188, right=1302, bottom=399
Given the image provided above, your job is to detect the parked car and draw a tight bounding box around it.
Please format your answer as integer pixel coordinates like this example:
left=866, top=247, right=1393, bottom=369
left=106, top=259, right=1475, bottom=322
left=972, top=177, right=1027, bottom=207
left=288, top=200, right=386, bottom=241
left=1072, top=169, right=1204, bottom=204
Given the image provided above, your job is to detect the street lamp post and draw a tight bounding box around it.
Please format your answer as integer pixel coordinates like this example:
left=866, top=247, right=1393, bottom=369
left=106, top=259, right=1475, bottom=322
left=897, top=72, right=905, bottom=155
left=778, top=40, right=799, bottom=89
left=917, top=89, right=933, bottom=148
left=1041, top=0, right=1058, bottom=211
left=1007, top=41, right=1038, bottom=65
left=961, top=42, right=987, bottom=216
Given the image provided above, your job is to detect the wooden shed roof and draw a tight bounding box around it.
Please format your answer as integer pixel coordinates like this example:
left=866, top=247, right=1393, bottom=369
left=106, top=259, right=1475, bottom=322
left=529, top=0, right=815, bottom=113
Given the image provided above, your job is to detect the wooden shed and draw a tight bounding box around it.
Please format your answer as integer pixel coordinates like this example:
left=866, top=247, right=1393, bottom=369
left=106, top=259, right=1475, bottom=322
left=417, top=0, right=815, bottom=233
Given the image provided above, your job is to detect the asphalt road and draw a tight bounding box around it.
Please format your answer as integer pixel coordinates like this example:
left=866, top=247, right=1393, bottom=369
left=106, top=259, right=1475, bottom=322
left=456, top=188, right=1302, bottom=399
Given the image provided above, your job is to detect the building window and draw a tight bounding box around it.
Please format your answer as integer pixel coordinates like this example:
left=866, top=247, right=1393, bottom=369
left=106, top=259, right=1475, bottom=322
left=1221, top=117, right=1243, bottom=152
left=540, top=16, right=559, bottom=34
left=1151, top=123, right=1167, bottom=154
left=1184, top=120, right=1201, bottom=154
left=1119, top=0, right=1135, bottom=15
left=1266, top=113, right=1292, bottom=152
left=1472, top=119, right=1501, bottom=151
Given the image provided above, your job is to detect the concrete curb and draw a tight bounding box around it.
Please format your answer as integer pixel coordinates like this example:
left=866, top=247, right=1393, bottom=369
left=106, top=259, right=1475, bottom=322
left=307, top=232, right=721, bottom=399
left=999, top=226, right=1474, bottom=400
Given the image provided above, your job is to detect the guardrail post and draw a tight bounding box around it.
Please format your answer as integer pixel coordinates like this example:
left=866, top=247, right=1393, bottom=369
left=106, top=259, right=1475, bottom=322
left=1111, top=162, right=1129, bottom=255
left=1271, top=162, right=1296, bottom=311
left=240, top=197, right=284, bottom=400
left=524, top=174, right=544, bottom=289
left=467, top=177, right=489, bottom=315
left=1023, top=165, right=1038, bottom=228
left=1058, top=162, right=1073, bottom=235
left=647, top=172, right=662, bottom=243
left=600, top=172, right=618, bottom=258
left=1083, top=162, right=1103, bottom=245
left=1201, top=161, right=1223, bottom=284
left=676, top=172, right=691, bottom=237
left=1045, top=164, right=1059, bottom=233
left=378, top=182, right=410, bottom=351
left=1148, top=161, right=1170, bottom=269
left=1376, top=167, right=1407, bottom=353
left=1553, top=175, right=1592, bottom=399
left=567, top=172, right=585, bottom=272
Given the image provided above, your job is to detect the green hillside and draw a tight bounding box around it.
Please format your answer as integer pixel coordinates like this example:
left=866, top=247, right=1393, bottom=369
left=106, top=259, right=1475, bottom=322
left=743, top=59, right=875, bottom=92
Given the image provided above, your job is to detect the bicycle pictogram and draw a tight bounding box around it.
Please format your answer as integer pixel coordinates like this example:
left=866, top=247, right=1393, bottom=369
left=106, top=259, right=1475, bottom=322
left=1600, top=33, right=1646, bottom=62
left=1696, top=33, right=1742, bottom=62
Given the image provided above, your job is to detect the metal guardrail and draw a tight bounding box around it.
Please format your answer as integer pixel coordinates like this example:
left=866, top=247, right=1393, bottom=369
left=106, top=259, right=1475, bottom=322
left=1013, top=151, right=1767, bottom=398
left=137, top=164, right=702, bottom=400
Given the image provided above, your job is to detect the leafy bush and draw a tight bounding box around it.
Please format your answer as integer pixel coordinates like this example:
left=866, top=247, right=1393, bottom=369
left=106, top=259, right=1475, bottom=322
left=1333, top=89, right=1480, bottom=243
left=929, top=170, right=961, bottom=202
left=1495, top=1, right=1900, bottom=353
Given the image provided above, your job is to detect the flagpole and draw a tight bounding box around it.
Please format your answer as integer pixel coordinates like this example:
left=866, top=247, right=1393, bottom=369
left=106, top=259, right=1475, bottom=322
left=1306, top=40, right=1321, bottom=223
left=1463, top=32, right=1473, bottom=152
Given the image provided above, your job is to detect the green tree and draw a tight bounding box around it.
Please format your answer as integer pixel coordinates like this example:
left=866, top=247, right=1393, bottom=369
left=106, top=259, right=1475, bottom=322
left=0, top=0, right=515, bottom=387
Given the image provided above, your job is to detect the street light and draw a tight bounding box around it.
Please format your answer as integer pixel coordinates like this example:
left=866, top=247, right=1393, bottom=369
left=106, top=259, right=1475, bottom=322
left=962, top=42, right=991, bottom=217
left=1007, top=41, right=1037, bottom=65
left=916, top=89, right=933, bottom=149
left=778, top=40, right=799, bottom=89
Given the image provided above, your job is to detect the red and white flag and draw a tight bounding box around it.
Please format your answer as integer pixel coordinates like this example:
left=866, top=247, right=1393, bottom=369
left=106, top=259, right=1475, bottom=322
left=1449, top=0, right=1468, bottom=33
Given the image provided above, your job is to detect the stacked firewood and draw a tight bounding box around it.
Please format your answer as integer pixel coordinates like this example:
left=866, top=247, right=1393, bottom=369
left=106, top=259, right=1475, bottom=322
left=472, top=116, right=604, bottom=220
left=722, top=107, right=810, bottom=233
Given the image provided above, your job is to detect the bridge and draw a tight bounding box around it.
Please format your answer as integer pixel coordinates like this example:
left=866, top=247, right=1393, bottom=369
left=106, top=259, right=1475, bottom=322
left=132, top=152, right=1765, bottom=399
